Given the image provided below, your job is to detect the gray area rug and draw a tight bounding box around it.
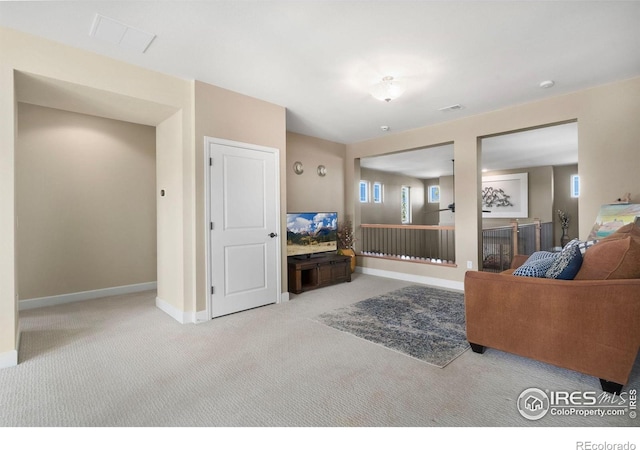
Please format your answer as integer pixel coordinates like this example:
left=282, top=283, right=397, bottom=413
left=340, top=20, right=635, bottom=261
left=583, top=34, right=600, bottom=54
left=316, top=285, right=469, bottom=368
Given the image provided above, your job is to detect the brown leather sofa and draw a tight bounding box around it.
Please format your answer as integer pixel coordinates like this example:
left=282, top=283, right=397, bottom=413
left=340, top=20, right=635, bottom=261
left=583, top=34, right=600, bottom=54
left=464, top=222, right=640, bottom=394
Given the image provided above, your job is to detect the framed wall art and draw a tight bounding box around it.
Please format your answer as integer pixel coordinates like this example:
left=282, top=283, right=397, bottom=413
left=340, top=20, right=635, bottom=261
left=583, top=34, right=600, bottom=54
left=587, top=203, right=640, bottom=240
left=482, top=173, right=528, bottom=218
left=428, top=185, right=440, bottom=203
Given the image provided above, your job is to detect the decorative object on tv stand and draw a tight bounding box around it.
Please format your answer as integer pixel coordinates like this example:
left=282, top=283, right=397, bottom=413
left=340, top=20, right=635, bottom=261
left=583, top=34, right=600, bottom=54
left=337, top=218, right=357, bottom=273
left=317, top=165, right=327, bottom=177
left=558, top=209, right=571, bottom=247
left=293, top=161, right=304, bottom=175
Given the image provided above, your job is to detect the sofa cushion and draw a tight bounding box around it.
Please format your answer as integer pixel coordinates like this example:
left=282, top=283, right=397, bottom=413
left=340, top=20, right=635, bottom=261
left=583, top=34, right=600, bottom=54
left=513, top=253, right=557, bottom=278
left=546, top=239, right=583, bottom=280
left=575, top=235, right=640, bottom=280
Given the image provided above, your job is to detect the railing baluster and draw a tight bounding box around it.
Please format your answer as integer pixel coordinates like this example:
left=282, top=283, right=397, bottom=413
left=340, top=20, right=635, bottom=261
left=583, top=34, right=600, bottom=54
left=359, top=224, right=456, bottom=265
left=480, top=221, right=553, bottom=272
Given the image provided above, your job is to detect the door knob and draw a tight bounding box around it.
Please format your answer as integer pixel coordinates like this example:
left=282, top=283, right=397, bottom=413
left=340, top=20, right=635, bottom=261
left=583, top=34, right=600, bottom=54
left=269, top=232, right=278, bottom=238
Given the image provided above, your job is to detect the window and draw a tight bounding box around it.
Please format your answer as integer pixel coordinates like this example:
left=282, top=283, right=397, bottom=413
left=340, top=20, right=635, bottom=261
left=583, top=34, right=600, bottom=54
left=428, top=185, right=440, bottom=203
left=401, top=186, right=411, bottom=224
left=373, top=182, right=383, bottom=203
left=571, top=174, right=580, bottom=198
left=359, top=180, right=369, bottom=203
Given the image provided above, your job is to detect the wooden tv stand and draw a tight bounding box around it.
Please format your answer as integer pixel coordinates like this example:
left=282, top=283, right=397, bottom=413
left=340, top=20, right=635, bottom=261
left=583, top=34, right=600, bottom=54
left=287, top=253, right=351, bottom=294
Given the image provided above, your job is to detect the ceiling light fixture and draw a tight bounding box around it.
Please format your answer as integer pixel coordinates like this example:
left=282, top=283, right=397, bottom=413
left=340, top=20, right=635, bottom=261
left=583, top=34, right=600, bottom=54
left=370, top=76, right=407, bottom=102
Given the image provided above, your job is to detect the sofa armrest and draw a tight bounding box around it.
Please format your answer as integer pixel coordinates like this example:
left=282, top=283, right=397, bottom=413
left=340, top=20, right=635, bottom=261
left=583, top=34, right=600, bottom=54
left=464, top=271, right=640, bottom=385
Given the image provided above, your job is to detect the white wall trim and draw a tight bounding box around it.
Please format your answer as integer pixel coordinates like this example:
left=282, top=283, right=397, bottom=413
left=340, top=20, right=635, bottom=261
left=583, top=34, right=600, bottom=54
left=1, top=323, right=21, bottom=369
left=19, top=282, right=158, bottom=311
left=355, top=266, right=464, bottom=292
left=155, top=296, right=190, bottom=324
left=194, top=310, right=209, bottom=324
left=0, top=349, right=18, bottom=369
left=280, top=292, right=290, bottom=303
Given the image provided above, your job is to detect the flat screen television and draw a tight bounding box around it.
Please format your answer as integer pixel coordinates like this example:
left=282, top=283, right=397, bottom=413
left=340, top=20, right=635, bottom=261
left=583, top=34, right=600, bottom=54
left=286, top=212, right=338, bottom=258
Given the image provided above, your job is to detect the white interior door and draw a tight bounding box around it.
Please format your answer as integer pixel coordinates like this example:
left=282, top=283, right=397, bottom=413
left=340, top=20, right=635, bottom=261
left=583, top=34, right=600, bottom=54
left=206, top=138, right=280, bottom=318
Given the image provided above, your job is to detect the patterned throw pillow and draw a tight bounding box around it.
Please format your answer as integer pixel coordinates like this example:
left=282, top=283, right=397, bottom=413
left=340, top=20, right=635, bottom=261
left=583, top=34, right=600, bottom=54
left=577, top=239, right=599, bottom=255
left=546, top=239, right=583, bottom=279
left=513, top=254, right=558, bottom=278
left=526, top=251, right=557, bottom=262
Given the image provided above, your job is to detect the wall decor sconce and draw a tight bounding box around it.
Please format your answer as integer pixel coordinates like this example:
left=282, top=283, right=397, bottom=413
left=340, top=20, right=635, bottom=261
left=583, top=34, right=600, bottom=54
left=293, top=161, right=304, bottom=175
left=317, top=165, right=327, bottom=177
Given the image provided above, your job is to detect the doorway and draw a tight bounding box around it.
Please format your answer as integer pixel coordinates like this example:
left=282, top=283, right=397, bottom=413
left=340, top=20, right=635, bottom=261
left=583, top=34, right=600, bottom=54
left=479, top=121, right=579, bottom=270
left=15, top=102, right=157, bottom=306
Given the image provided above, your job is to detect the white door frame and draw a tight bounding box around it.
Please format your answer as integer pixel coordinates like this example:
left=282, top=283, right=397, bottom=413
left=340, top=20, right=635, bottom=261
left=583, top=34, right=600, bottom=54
left=204, top=136, right=282, bottom=321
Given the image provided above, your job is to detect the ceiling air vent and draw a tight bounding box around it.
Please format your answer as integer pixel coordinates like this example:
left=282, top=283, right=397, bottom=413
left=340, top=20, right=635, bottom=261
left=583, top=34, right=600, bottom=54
left=438, top=104, right=463, bottom=112
left=89, top=13, right=156, bottom=53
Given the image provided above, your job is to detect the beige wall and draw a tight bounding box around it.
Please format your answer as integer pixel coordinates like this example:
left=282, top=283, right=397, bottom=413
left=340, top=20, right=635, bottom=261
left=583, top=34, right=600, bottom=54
left=438, top=175, right=455, bottom=225
left=347, top=76, right=640, bottom=283
left=422, top=178, right=441, bottom=226
left=553, top=164, right=580, bottom=246
left=358, top=162, right=560, bottom=229
left=1, top=27, right=192, bottom=362
left=16, top=104, right=156, bottom=299
left=2, top=27, right=290, bottom=354
left=0, top=53, right=18, bottom=364
left=360, top=168, right=427, bottom=225
left=156, top=111, right=186, bottom=310
left=194, top=81, right=287, bottom=313
left=286, top=132, right=346, bottom=219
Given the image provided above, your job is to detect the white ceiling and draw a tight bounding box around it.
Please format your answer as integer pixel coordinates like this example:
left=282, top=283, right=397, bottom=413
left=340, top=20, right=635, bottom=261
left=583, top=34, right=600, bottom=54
left=1, top=1, right=638, bottom=151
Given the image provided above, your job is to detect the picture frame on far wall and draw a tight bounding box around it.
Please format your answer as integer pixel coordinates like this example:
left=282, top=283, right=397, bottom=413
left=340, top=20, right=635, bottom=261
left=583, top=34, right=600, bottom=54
left=428, top=185, right=440, bottom=203
left=482, top=173, right=528, bottom=218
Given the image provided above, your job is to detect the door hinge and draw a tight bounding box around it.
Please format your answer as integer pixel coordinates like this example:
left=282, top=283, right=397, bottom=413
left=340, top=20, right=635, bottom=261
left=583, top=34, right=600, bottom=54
left=209, top=157, right=213, bottom=166
left=210, top=222, right=214, bottom=230
left=211, top=286, right=215, bottom=295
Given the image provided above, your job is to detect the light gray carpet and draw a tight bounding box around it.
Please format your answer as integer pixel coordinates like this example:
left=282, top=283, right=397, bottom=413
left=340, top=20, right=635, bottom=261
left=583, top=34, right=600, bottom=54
left=1, top=273, right=638, bottom=428
left=316, top=285, right=469, bottom=367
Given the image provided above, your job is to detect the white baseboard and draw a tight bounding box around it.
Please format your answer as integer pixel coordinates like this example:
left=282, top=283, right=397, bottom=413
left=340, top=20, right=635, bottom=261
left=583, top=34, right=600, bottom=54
left=19, top=282, right=158, bottom=311
left=191, top=292, right=288, bottom=325
left=0, top=349, right=18, bottom=369
left=155, top=296, right=191, bottom=324
left=194, top=309, right=209, bottom=324
left=1, top=324, right=20, bottom=369
left=355, top=266, right=464, bottom=292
